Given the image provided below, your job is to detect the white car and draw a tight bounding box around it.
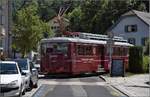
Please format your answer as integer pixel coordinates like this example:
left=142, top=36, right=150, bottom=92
left=14, top=59, right=38, bottom=91
left=0, top=61, right=26, bottom=97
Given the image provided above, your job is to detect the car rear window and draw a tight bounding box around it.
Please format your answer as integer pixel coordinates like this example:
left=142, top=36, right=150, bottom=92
left=0, top=63, right=18, bottom=74
left=15, top=60, right=28, bottom=70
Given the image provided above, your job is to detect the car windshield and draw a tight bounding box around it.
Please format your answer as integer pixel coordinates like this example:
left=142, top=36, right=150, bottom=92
left=0, top=63, right=18, bottom=74
left=15, top=60, right=28, bottom=70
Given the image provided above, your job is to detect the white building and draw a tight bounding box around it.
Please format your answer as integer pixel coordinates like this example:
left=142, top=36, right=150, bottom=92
left=49, top=17, right=69, bottom=36
left=108, top=10, right=150, bottom=46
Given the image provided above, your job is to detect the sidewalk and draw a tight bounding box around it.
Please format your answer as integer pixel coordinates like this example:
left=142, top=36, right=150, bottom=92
left=100, top=74, right=150, bottom=97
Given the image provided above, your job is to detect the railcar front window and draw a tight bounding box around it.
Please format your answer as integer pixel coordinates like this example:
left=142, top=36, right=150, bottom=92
left=45, top=43, right=68, bottom=55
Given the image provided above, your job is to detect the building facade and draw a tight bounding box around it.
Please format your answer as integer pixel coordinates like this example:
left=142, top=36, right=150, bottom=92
left=0, top=0, right=12, bottom=57
left=108, top=10, right=150, bottom=46
left=49, top=17, right=69, bottom=36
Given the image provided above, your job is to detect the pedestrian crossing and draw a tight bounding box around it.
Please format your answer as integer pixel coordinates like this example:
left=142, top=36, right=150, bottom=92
left=31, top=77, right=126, bottom=97
left=39, top=77, right=106, bottom=86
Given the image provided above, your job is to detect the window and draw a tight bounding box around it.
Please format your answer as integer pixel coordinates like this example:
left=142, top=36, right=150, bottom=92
left=15, top=60, right=28, bottom=70
left=141, top=37, right=148, bottom=46
left=77, top=45, right=93, bottom=55
left=0, top=38, right=2, bottom=47
left=128, top=38, right=136, bottom=45
left=0, top=15, right=2, bottom=25
left=78, top=45, right=84, bottom=55
left=125, top=25, right=137, bottom=32
left=44, top=43, right=68, bottom=55
left=86, top=46, right=92, bottom=55
left=1, top=15, right=4, bottom=25
left=113, top=47, right=117, bottom=56
left=0, top=63, right=18, bottom=74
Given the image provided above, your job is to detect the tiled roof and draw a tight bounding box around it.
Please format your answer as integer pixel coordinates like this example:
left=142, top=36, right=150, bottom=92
left=122, top=10, right=150, bottom=26
left=107, top=10, right=150, bottom=32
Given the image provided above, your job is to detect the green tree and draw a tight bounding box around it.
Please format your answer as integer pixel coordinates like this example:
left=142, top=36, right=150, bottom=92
left=67, top=6, right=82, bottom=31
left=13, top=1, right=52, bottom=58
left=144, top=39, right=150, bottom=55
left=67, top=0, right=147, bottom=34
left=37, top=0, right=75, bottom=22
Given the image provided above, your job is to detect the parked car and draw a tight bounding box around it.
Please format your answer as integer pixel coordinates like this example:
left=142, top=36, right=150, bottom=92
left=0, top=61, right=26, bottom=97
left=32, top=59, right=40, bottom=73
left=14, top=59, right=38, bottom=91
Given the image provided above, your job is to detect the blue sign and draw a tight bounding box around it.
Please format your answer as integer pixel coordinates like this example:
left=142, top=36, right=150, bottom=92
left=111, top=59, right=125, bottom=77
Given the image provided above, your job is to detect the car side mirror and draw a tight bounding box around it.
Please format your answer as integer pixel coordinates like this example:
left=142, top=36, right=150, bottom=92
left=32, top=68, right=37, bottom=72
left=21, top=72, right=27, bottom=76
left=32, top=68, right=36, bottom=70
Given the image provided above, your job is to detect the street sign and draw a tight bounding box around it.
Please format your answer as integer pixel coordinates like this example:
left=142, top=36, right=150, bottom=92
left=111, top=59, right=125, bottom=77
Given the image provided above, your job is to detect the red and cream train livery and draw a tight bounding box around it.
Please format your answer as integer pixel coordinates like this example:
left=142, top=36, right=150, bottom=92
left=40, top=33, right=132, bottom=75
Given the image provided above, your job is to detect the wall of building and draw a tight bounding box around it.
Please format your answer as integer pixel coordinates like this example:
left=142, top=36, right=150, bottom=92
left=111, top=16, right=149, bottom=46
left=0, top=0, right=12, bottom=57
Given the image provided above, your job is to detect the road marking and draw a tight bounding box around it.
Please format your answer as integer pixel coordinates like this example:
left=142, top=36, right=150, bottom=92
left=105, top=85, right=128, bottom=97
left=32, top=84, right=56, bottom=97
left=40, top=80, right=106, bottom=86
left=71, top=85, right=87, bottom=97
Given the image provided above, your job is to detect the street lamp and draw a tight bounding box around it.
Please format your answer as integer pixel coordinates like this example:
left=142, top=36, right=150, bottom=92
left=107, top=32, right=114, bottom=76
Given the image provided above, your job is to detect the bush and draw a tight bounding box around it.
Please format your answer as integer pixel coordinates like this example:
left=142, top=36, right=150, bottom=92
left=129, top=46, right=143, bottom=73
left=143, top=56, right=149, bottom=73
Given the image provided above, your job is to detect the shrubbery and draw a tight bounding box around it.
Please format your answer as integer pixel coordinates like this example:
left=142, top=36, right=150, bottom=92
left=143, top=56, right=149, bottom=73
left=129, top=46, right=143, bottom=73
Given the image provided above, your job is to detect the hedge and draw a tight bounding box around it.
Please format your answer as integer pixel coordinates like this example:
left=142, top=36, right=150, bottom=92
left=129, top=46, right=143, bottom=73
left=143, top=56, right=149, bottom=73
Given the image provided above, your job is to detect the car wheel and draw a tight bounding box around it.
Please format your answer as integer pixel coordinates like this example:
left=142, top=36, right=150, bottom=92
left=34, top=83, right=38, bottom=88
left=27, top=80, right=33, bottom=91
left=22, top=89, right=25, bottom=95
left=17, top=86, right=22, bottom=97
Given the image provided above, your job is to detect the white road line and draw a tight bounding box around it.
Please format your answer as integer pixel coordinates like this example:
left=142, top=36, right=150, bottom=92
left=40, top=80, right=106, bottom=86
left=71, top=85, right=88, bottom=97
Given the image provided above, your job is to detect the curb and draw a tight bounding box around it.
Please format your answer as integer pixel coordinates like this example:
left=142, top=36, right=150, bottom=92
left=110, top=85, right=130, bottom=97
left=99, top=75, right=106, bottom=82
left=99, top=75, right=130, bottom=97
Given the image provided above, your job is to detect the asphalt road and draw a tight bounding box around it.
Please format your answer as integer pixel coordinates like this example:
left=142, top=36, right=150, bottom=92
left=30, top=74, right=127, bottom=97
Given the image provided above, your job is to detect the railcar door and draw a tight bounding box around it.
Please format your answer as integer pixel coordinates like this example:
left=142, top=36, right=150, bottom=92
left=97, top=45, right=105, bottom=72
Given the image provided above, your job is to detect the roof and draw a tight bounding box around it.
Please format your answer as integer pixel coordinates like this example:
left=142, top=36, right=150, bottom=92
left=41, top=37, right=133, bottom=46
left=0, top=61, right=17, bottom=64
left=107, top=10, right=150, bottom=32
left=122, top=10, right=150, bottom=26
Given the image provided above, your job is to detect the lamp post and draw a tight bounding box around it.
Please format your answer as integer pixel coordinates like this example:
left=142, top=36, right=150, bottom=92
left=107, top=32, right=114, bottom=76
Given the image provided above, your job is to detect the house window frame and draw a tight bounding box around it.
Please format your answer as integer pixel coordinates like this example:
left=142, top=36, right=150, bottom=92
left=128, top=38, right=136, bottom=45
left=125, top=24, right=137, bottom=32
left=141, top=37, right=148, bottom=46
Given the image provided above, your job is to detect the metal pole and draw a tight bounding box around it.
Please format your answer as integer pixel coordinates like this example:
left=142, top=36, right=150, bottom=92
left=109, top=38, right=112, bottom=76
left=107, top=32, right=114, bottom=76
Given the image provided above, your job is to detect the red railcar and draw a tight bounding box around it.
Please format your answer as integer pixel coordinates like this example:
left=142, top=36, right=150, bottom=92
left=40, top=34, right=132, bottom=75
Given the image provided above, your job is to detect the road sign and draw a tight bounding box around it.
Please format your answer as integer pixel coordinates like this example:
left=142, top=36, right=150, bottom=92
left=111, top=59, right=125, bottom=77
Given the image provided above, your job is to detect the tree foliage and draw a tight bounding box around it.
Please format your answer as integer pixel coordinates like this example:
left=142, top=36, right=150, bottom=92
left=66, top=0, right=147, bottom=34
left=144, top=39, right=150, bottom=55
left=12, top=0, right=148, bottom=34
left=12, top=1, right=52, bottom=57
